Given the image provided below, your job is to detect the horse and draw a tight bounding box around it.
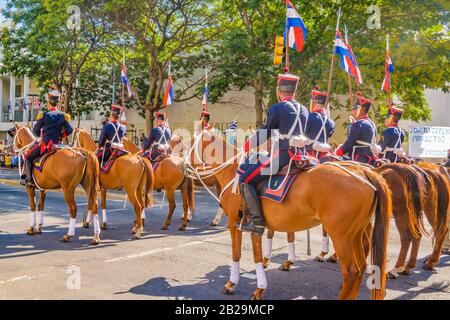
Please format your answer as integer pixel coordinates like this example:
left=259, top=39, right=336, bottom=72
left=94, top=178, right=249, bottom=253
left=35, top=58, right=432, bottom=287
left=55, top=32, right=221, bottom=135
left=110, top=135, right=194, bottom=231
left=186, top=130, right=392, bottom=300
left=13, top=124, right=101, bottom=245
left=74, top=129, right=154, bottom=239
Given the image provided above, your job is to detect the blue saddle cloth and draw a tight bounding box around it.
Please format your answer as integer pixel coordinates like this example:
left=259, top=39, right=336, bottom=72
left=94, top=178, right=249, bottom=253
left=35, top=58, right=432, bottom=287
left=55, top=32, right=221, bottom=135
left=259, top=174, right=299, bottom=204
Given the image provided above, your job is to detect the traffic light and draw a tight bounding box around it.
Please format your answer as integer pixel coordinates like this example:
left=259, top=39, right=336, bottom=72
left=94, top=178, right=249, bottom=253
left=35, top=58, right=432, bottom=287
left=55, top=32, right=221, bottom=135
left=273, top=36, right=285, bottom=65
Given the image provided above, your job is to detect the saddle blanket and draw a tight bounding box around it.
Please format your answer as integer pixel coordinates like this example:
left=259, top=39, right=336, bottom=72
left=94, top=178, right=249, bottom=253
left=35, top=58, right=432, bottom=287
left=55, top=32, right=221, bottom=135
left=259, top=174, right=298, bottom=204
left=34, top=145, right=66, bottom=172
left=101, top=149, right=130, bottom=174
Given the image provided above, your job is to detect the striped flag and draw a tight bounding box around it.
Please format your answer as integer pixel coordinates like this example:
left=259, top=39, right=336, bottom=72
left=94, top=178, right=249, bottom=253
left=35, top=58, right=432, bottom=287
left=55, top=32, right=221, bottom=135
left=382, top=51, right=394, bottom=92
left=121, top=60, right=132, bottom=98
left=334, top=30, right=363, bottom=85
left=228, top=121, right=238, bottom=131
left=284, top=0, right=308, bottom=52
left=163, top=75, right=174, bottom=107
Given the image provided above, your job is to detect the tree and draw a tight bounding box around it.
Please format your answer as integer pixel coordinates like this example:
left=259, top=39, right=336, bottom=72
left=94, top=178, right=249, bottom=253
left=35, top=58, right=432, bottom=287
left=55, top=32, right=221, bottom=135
left=0, top=0, right=113, bottom=114
left=104, top=0, right=225, bottom=132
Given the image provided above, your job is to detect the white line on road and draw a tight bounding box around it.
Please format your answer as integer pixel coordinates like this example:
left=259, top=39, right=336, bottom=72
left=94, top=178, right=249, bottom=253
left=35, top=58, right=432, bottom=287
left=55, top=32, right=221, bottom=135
left=0, top=199, right=30, bottom=209
left=0, top=219, right=25, bottom=225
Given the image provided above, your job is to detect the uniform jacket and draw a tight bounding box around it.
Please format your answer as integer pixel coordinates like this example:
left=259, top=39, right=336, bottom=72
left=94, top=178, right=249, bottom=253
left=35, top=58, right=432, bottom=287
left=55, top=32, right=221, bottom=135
left=341, top=117, right=377, bottom=157
left=379, top=125, right=405, bottom=161
left=33, top=109, right=73, bottom=146
left=143, top=126, right=172, bottom=151
left=98, top=121, right=127, bottom=149
left=305, top=111, right=335, bottom=152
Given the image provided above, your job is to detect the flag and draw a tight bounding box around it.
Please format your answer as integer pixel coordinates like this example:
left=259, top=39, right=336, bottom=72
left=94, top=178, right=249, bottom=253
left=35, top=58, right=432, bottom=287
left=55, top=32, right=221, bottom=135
left=163, top=75, right=174, bottom=107
left=202, top=83, right=209, bottom=106
left=382, top=51, right=394, bottom=92
left=121, top=61, right=132, bottom=98
left=120, top=112, right=127, bottom=125
left=334, top=31, right=363, bottom=85
left=228, top=120, right=238, bottom=131
left=284, top=0, right=307, bottom=52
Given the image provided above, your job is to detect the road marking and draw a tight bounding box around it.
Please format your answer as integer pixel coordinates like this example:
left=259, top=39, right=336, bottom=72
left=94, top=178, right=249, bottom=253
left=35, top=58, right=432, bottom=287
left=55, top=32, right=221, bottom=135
left=104, top=235, right=229, bottom=263
left=0, top=199, right=30, bottom=209
left=0, top=275, right=42, bottom=285
left=241, top=273, right=257, bottom=280
left=0, top=219, right=25, bottom=225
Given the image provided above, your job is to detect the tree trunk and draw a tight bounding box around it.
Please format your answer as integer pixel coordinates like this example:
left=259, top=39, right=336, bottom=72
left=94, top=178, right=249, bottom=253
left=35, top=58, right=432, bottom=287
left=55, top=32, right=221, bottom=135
left=145, top=106, right=153, bottom=133
left=255, top=94, right=264, bottom=129
left=64, top=86, right=73, bottom=114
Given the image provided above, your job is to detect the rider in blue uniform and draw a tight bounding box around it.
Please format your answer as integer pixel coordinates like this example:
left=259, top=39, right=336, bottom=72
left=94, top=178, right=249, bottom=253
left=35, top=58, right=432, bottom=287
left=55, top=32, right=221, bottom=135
left=96, top=105, right=127, bottom=166
left=20, top=90, right=73, bottom=187
left=305, top=86, right=335, bottom=163
left=142, top=112, right=172, bottom=160
left=237, top=73, right=309, bottom=235
left=336, top=92, right=378, bottom=164
left=379, top=105, right=405, bottom=163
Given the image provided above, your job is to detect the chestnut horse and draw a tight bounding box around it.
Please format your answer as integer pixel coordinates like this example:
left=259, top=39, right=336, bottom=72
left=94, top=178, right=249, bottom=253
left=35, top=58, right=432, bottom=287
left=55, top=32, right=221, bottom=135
left=118, top=136, right=194, bottom=231
left=75, top=129, right=154, bottom=239
left=13, top=124, right=100, bottom=245
left=187, top=130, right=392, bottom=300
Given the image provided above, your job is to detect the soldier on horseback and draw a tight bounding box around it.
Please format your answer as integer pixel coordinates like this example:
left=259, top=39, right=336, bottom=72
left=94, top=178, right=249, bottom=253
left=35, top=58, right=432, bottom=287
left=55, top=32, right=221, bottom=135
left=96, top=105, right=127, bottom=167
left=305, top=86, right=336, bottom=163
left=379, top=105, right=405, bottom=163
left=20, top=90, right=73, bottom=187
left=238, top=73, right=309, bottom=235
left=336, top=92, right=379, bottom=164
left=142, top=112, right=172, bottom=162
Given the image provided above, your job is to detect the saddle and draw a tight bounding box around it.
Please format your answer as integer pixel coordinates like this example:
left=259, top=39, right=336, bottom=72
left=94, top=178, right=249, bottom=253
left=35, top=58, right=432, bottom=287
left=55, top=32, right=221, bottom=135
left=143, top=144, right=170, bottom=170
left=33, top=145, right=60, bottom=172
left=258, top=154, right=319, bottom=204
left=101, top=148, right=130, bottom=174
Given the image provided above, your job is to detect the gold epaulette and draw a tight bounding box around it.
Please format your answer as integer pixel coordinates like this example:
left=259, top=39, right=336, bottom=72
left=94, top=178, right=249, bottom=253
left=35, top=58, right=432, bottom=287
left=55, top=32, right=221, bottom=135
left=64, top=113, right=72, bottom=122
left=36, top=112, right=44, bottom=121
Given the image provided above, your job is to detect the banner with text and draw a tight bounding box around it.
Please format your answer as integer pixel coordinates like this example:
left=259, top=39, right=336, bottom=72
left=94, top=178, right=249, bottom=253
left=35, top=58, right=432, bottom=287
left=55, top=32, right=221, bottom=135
left=409, top=126, right=450, bottom=158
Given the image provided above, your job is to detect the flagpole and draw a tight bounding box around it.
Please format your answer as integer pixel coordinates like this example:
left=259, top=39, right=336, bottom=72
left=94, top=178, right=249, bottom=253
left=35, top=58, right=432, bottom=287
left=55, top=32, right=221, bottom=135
left=112, top=62, right=116, bottom=105
left=204, top=67, right=208, bottom=112
left=167, top=61, right=172, bottom=119
left=325, top=8, right=342, bottom=112
left=386, top=34, right=392, bottom=108
left=344, top=25, right=353, bottom=108
left=285, top=0, right=290, bottom=71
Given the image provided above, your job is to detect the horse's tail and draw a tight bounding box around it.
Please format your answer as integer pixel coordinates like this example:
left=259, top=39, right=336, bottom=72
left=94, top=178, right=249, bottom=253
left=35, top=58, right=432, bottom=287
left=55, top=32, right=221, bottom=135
left=425, top=170, right=450, bottom=239
left=364, top=169, right=392, bottom=300
left=141, top=157, right=154, bottom=208
left=378, top=164, right=426, bottom=238
left=187, top=177, right=195, bottom=214
left=82, top=150, right=100, bottom=213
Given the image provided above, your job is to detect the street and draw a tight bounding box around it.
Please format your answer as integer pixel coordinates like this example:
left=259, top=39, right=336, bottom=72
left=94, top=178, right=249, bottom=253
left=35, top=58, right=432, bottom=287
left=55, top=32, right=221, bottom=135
left=0, top=169, right=449, bottom=300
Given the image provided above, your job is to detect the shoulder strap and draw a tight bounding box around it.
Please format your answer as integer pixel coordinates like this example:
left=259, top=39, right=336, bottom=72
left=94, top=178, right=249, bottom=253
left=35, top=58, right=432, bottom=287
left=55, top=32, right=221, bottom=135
left=157, top=127, right=168, bottom=145
left=109, top=123, right=122, bottom=144
left=393, top=127, right=402, bottom=148
left=285, top=101, right=304, bottom=137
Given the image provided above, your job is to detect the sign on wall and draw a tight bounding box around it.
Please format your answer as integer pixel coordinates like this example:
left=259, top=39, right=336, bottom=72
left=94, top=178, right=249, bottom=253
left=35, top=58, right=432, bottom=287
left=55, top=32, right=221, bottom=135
left=409, top=126, right=450, bottom=158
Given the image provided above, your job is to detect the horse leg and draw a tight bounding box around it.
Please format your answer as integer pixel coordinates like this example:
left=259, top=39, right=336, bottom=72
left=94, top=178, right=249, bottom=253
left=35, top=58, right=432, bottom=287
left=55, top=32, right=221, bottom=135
left=101, top=189, right=108, bottom=230
left=388, top=217, right=412, bottom=279
left=179, top=182, right=189, bottom=232
left=211, top=207, right=224, bottom=226
left=61, top=189, right=77, bottom=243
left=402, top=237, right=421, bottom=275
left=128, top=190, right=143, bottom=239
left=162, top=188, right=176, bottom=230
left=424, top=229, right=447, bottom=270
left=280, top=233, right=296, bottom=271
left=26, top=187, right=37, bottom=236
left=263, top=229, right=275, bottom=269
left=315, top=226, right=330, bottom=263
left=35, top=190, right=47, bottom=234
left=250, top=234, right=267, bottom=300
left=223, top=223, right=243, bottom=295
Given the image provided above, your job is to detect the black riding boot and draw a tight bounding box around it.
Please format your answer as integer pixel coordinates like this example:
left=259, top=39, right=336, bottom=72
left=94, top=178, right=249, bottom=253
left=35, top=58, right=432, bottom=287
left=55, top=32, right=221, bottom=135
left=238, top=183, right=265, bottom=236
left=21, top=160, right=35, bottom=187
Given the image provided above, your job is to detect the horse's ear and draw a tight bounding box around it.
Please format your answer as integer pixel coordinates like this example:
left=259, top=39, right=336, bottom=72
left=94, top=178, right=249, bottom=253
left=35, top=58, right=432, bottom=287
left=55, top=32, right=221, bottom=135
left=14, top=122, right=20, bottom=130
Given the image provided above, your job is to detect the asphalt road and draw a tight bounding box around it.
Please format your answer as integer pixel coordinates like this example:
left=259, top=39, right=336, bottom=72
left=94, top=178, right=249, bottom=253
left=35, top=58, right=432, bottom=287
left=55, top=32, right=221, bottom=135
left=0, top=169, right=449, bottom=300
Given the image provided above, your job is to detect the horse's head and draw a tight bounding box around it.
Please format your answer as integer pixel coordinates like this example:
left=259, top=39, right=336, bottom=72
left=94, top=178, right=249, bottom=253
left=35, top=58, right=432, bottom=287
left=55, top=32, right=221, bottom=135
left=189, top=129, right=237, bottom=167
left=123, top=137, right=140, bottom=154
left=12, top=124, right=35, bottom=150
left=75, top=128, right=96, bottom=152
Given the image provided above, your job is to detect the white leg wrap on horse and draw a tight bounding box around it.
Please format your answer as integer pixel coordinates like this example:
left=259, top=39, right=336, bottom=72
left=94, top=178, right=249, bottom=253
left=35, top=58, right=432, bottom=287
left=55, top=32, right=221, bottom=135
left=256, top=263, right=268, bottom=290
left=187, top=208, right=193, bottom=221
left=322, top=236, right=330, bottom=253
left=86, top=211, right=93, bottom=223
left=264, top=238, right=273, bottom=259
left=93, top=215, right=101, bottom=236
left=288, top=242, right=296, bottom=262
left=30, top=212, right=36, bottom=228
left=230, top=261, right=240, bottom=285
left=68, top=218, right=77, bottom=236
left=36, top=211, right=43, bottom=227
left=141, top=209, right=146, bottom=220
left=102, top=209, right=107, bottom=223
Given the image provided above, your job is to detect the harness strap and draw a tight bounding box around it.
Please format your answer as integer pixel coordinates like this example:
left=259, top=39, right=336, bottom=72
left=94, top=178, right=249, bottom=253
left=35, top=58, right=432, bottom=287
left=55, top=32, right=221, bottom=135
left=321, top=162, right=377, bottom=191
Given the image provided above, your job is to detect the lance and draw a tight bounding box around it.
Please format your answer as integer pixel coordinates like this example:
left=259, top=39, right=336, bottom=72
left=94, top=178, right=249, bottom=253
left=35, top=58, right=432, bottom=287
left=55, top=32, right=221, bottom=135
left=112, top=62, right=116, bottom=106
left=166, top=61, right=172, bottom=120
left=344, top=24, right=353, bottom=109
left=324, top=8, right=343, bottom=112
left=386, top=34, right=392, bottom=108
left=285, top=0, right=290, bottom=71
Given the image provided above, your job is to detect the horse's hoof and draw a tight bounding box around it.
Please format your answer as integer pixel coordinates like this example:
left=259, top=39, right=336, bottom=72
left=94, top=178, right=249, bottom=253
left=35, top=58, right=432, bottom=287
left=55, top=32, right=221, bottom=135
left=279, top=261, right=294, bottom=272
left=26, top=228, right=35, bottom=236
left=423, top=263, right=436, bottom=271
left=82, top=223, right=90, bottom=229
left=263, top=257, right=270, bottom=269
left=101, top=223, right=107, bottom=231
left=179, top=226, right=186, bottom=232
left=327, top=256, right=338, bottom=264
left=34, top=227, right=43, bottom=235
left=134, top=228, right=143, bottom=239
left=222, top=281, right=235, bottom=295
left=142, top=219, right=145, bottom=227
left=250, top=288, right=264, bottom=300
left=387, top=269, right=399, bottom=280
left=91, top=235, right=100, bottom=246
left=210, top=222, right=219, bottom=227
left=162, top=225, right=169, bottom=231
left=314, top=255, right=325, bottom=263
left=61, top=235, right=72, bottom=243
left=399, top=267, right=412, bottom=276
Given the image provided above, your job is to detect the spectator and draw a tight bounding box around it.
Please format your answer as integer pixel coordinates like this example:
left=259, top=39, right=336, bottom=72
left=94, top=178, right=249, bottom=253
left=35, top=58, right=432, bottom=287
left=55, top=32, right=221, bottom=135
left=11, top=155, right=18, bottom=168
left=443, top=149, right=450, bottom=167
left=140, top=133, right=147, bottom=147
left=0, top=153, right=5, bottom=167
left=5, top=154, right=11, bottom=168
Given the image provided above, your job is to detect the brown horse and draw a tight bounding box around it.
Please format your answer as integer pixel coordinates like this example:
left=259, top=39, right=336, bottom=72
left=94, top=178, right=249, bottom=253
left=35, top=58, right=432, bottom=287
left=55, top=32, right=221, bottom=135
left=75, top=129, right=154, bottom=239
left=115, top=135, right=194, bottom=231
left=13, top=124, right=100, bottom=245
left=187, top=130, right=392, bottom=300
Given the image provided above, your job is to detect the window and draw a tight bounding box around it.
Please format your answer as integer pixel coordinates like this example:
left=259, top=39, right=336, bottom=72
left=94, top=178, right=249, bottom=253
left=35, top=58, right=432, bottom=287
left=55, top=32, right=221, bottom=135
left=15, top=85, right=22, bottom=98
